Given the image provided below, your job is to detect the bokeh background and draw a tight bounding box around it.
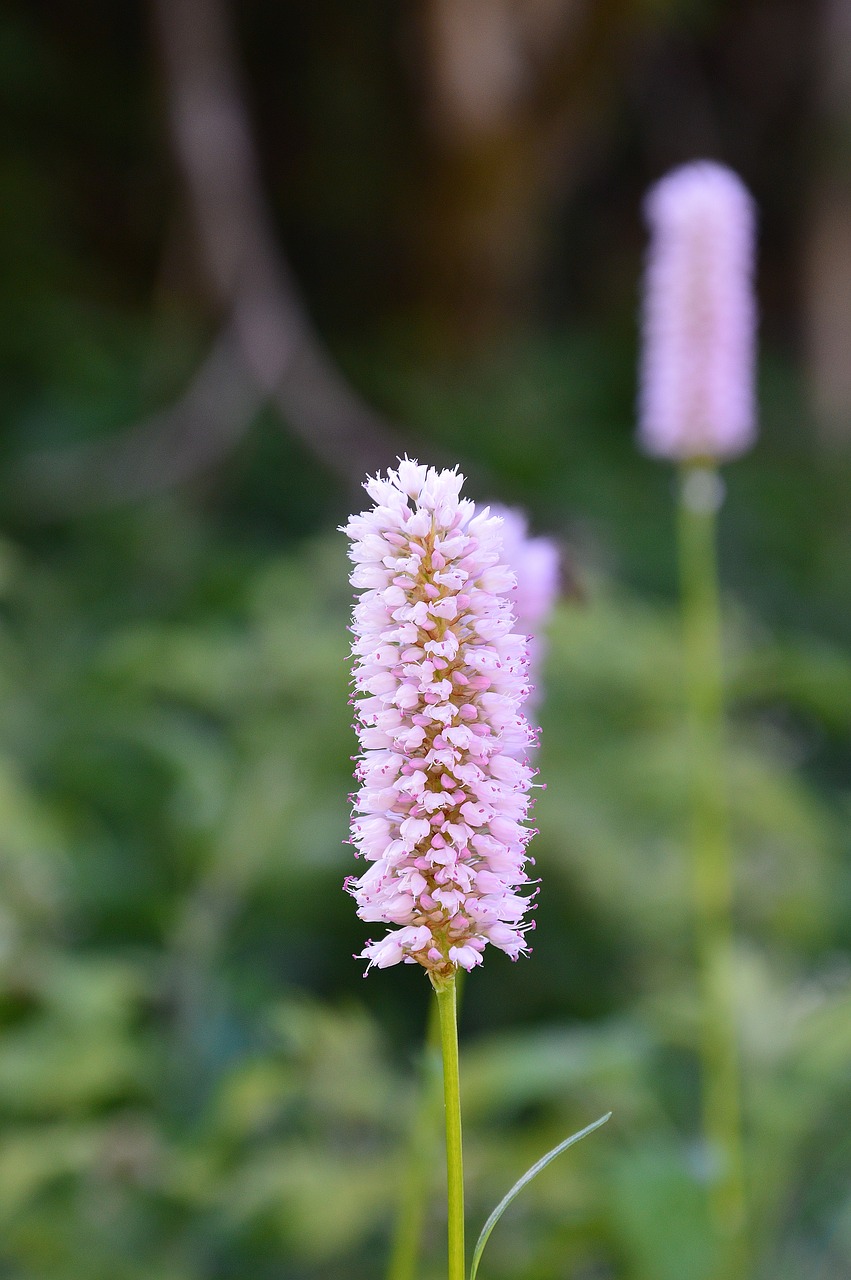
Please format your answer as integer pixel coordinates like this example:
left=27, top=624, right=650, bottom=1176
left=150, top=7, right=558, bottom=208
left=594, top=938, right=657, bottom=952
left=1, top=1, right=851, bottom=1277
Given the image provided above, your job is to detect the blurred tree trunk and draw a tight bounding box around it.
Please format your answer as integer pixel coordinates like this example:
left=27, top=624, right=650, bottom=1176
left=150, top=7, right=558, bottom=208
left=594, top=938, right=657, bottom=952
left=805, top=0, right=851, bottom=449
left=410, top=0, right=637, bottom=345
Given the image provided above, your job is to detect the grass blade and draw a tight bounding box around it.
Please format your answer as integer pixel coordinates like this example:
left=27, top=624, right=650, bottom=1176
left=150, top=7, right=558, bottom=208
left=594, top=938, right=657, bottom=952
left=469, top=1112, right=612, bottom=1280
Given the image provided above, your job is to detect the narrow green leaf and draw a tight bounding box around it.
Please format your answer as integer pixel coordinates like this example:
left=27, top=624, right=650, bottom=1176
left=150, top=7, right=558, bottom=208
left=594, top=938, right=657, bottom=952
left=469, top=1112, right=612, bottom=1280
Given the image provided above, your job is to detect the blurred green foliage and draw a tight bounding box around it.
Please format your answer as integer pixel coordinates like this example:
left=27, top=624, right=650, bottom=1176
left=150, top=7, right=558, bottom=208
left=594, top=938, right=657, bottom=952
left=0, top=404, right=846, bottom=1276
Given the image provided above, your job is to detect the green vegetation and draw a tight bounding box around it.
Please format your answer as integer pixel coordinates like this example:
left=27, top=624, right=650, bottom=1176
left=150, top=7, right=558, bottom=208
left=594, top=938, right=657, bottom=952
left=0, top=337, right=847, bottom=1275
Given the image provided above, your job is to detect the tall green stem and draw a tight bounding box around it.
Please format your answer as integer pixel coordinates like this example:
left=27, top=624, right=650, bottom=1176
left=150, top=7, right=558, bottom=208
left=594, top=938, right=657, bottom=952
left=435, top=976, right=465, bottom=1280
left=677, top=462, right=747, bottom=1278
left=387, top=997, right=443, bottom=1280
left=388, top=974, right=466, bottom=1280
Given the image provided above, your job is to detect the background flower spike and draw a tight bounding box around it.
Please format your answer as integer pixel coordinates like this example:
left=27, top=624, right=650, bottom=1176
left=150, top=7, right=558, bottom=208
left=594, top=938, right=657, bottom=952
left=638, top=160, right=757, bottom=462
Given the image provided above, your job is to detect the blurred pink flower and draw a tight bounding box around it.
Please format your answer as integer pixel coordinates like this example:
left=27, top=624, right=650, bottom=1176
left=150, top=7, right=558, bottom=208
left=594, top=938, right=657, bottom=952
left=491, top=506, right=559, bottom=725
left=342, top=461, right=537, bottom=978
left=638, top=160, right=757, bottom=461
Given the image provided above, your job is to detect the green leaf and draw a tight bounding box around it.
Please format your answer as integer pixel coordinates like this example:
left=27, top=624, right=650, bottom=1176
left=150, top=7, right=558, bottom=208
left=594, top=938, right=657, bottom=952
left=469, top=1112, right=611, bottom=1280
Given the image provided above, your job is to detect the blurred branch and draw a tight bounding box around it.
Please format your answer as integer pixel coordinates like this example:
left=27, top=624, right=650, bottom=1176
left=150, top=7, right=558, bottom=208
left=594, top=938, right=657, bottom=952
left=15, top=326, right=261, bottom=515
left=153, top=0, right=401, bottom=472
left=14, top=0, right=403, bottom=515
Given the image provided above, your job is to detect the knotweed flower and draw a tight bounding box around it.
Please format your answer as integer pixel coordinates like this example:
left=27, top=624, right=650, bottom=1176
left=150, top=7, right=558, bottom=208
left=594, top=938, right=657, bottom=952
left=639, top=160, right=757, bottom=461
left=343, top=461, right=537, bottom=980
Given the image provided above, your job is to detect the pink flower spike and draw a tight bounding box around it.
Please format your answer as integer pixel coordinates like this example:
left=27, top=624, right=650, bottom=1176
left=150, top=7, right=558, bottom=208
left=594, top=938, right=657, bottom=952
left=342, top=460, right=538, bottom=981
left=638, top=160, right=757, bottom=461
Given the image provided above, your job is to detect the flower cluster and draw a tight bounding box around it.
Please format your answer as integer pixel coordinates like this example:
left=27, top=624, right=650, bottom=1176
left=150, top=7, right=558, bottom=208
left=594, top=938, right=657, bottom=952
left=343, top=461, right=537, bottom=979
left=638, top=160, right=757, bottom=461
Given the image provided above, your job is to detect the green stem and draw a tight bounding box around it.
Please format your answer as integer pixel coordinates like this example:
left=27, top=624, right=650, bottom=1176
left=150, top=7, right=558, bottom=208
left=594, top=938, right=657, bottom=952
left=677, top=462, right=747, bottom=1279
left=387, top=974, right=467, bottom=1280
left=435, top=976, right=465, bottom=1280
left=387, top=996, right=443, bottom=1280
